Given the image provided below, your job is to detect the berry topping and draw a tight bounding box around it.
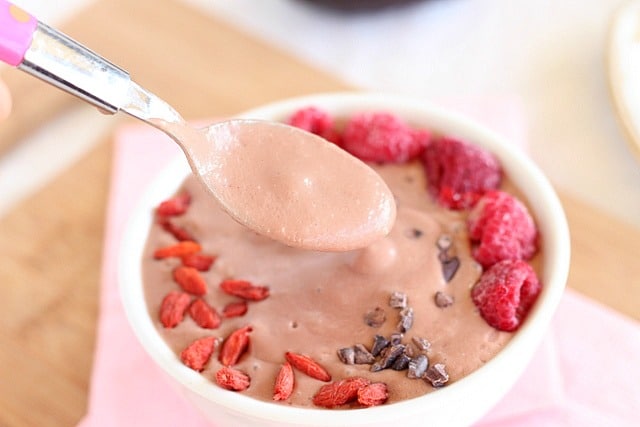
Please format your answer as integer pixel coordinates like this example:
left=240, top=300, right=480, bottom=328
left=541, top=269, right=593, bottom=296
left=272, top=362, right=295, bottom=401
left=287, top=106, right=341, bottom=145
left=285, top=351, right=332, bottom=382
left=342, top=112, right=430, bottom=163
left=153, top=241, right=201, bottom=259
left=181, top=252, right=216, bottom=271
left=312, top=377, right=371, bottom=408
left=158, top=291, right=191, bottom=328
left=220, top=279, right=270, bottom=301
left=173, top=266, right=208, bottom=296
left=156, top=192, right=191, bottom=216
left=215, top=367, right=251, bottom=391
left=422, top=137, right=502, bottom=209
left=471, top=259, right=541, bottom=331
left=219, top=325, right=252, bottom=367
left=180, top=336, right=217, bottom=371
left=356, top=382, right=389, bottom=407
left=158, top=217, right=196, bottom=242
left=188, top=298, right=221, bottom=329
left=467, top=190, right=538, bottom=268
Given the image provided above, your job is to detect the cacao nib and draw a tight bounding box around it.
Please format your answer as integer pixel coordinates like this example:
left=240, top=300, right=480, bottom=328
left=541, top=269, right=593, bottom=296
left=390, top=332, right=403, bottom=346
left=405, top=228, right=424, bottom=239
left=371, top=335, right=390, bottom=357
left=397, top=307, right=414, bottom=332
left=441, top=256, right=460, bottom=282
left=424, top=363, right=449, bottom=387
left=434, top=291, right=454, bottom=308
left=364, top=307, right=386, bottom=328
left=371, top=344, right=405, bottom=372
left=389, top=291, right=407, bottom=309
left=436, top=234, right=452, bottom=251
left=412, top=336, right=431, bottom=352
left=353, top=344, right=375, bottom=364
left=407, top=354, right=429, bottom=379
left=391, top=353, right=411, bottom=371
left=404, top=344, right=415, bottom=358
left=337, top=347, right=355, bottom=365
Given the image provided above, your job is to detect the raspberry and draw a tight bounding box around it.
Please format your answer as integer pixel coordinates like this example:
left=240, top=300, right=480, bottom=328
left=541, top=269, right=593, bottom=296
left=467, top=190, right=538, bottom=268
left=342, top=112, right=430, bottom=163
left=287, top=106, right=341, bottom=145
left=471, top=259, right=541, bottom=331
left=422, top=137, right=502, bottom=209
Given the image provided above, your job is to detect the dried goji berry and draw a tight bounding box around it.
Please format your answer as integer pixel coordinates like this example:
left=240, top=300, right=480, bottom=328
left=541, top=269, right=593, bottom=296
left=215, top=366, right=251, bottom=391
left=219, top=325, right=252, bottom=366
left=312, top=381, right=343, bottom=408
left=180, top=336, right=217, bottom=371
left=188, top=298, right=221, bottom=329
left=156, top=192, right=191, bottom=216
left=220, top=279, right=269, bottom=301
left=272, top=362, right=294, bottom=401
left=181, top=253, right=216, bottom=271
left=159, top=291, right=191, bottom=328
left=173, top=266, right=208, bottom=296
left=222, top=300, right=248, bottom=318
left=337, top=377, right=371, bottom=405
left=312, top=377, right=370, bottom=408
left=153, top=241, right=201, bottom=259
left=158, top=217, right=195, bottom=242
left=357, top=382, right=388, bottom=407
left=285, top=351, right=331, bottom=382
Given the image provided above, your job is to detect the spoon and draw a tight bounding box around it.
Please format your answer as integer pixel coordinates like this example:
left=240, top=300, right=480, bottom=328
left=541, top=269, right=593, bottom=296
left=0, top=1, right=396, bottom=251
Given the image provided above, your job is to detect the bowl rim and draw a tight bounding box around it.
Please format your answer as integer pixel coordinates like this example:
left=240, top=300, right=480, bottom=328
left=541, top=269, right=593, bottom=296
left=118, top=91, right=571, bottom=425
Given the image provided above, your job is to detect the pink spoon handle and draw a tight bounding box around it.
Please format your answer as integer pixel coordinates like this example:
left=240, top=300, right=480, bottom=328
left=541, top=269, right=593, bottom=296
left=0, top=0, right=178, bottom=122
left=0, top=0, right=37, bottom=66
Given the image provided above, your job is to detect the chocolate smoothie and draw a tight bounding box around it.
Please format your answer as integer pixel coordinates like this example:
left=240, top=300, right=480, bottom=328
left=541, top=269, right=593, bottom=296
left=142, top=158, right=529, bottom=406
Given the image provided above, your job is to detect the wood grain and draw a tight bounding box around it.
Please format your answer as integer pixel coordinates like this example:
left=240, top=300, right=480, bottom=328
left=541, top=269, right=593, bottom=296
left=0, top=0, right=638, bottom=426
left=562, top=196, right=640, bottom=318
left=0, top=0, right=345, bottom=154
left=0, top=140, right=110, bottom=427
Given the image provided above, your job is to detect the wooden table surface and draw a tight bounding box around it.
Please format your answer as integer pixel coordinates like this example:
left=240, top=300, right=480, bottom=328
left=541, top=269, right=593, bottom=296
left=1, top=0, right=639, bottom=426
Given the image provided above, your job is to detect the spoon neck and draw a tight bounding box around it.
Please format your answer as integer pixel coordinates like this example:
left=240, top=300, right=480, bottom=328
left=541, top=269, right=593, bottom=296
left=121, top=81, right=184, bottom=125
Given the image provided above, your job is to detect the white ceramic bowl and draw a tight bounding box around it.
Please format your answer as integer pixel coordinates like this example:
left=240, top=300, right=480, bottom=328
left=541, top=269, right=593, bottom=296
left=119, top=92, right=571, bottom=427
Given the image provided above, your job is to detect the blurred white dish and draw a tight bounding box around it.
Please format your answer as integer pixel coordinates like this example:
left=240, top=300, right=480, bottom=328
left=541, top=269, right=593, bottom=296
left=608, top=0, right=640, bottom=161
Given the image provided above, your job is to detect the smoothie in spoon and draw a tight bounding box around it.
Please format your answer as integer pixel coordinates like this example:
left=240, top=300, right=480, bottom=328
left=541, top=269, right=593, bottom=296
left=152, top=119, right=397, bottom=251
left=0, top=1, right=397, bottom=249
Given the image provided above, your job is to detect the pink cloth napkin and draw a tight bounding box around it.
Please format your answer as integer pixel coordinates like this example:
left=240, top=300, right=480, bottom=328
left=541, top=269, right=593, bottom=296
left=79, top=99, right=640, bottom=427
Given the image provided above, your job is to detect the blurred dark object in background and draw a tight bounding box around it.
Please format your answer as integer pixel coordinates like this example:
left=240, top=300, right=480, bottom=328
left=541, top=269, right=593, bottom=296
left=295, top=0, right=430, bottom=13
